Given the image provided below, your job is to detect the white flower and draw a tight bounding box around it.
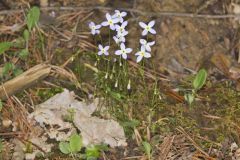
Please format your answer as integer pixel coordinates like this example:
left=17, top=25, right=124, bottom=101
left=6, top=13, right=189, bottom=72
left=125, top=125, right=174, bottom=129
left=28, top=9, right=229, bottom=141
left=140, top=39, right=155, bottom=52
left=112, top=10, right=127, bottom=23
left=115, top=43, right=132, bottom=59
left=135, top=46, right=151, bottom=63
left=89, top=22, right=101, bottom=35
left=101, top=13, right=119, bottom=30
left=98, top=44, right=110, bottom=56
left=113, top=30, right=128, bottom=44
left=113, top=36, right=121, bottom=44
left=115, top=21, right=128, bottom=33
left=139, top=20, right=156, bottom=36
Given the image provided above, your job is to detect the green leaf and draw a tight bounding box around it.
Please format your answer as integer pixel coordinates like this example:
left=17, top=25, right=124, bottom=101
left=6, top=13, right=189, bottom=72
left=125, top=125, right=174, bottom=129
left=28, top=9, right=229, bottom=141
left=23, top=29, right=30, bottom=42
left=0, top=42, right=12, bottom=55
left=0, top=100, right=3, bottom=112
left=184, top=93, right=194, bottom=105
left=69, top=134, right=82, bottom=153
left=13, top=68, right=23, bottom=76
left=193, top=69, right=207, bottom=90
left=142, top=141, right=152, bottom=160
left=27, top=6, right=40, bottom=31
left=59, top=142, right=71, bottom=154
left=86, top=146, right=100, bottom=158
left=2, top=62, right=14, bottom=76
left=18, top=49, right=29, bottom=59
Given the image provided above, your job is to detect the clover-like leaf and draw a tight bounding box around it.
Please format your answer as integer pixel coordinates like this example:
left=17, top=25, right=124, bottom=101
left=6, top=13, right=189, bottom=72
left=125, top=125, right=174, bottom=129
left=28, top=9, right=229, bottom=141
left=0, top=42, right=12, bottom=55
left=142, top=141, right=152, bottom=160
left=69, top=134, right=82, bottom=153
left=27, top=6, right=40, bottom=31
left=193, top=69, right=207, bottom=90
left=59, top=141, right=71, bottom=154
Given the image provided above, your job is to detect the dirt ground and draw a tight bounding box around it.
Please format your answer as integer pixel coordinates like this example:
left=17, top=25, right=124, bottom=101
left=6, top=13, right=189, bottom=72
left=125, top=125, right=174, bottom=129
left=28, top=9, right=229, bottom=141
left=1, top=0, right=240, bottom=160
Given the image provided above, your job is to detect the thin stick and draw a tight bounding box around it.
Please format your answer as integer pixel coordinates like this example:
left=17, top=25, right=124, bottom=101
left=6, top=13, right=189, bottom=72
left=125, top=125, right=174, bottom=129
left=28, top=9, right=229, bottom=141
left=1, top=6, right=240, bottom=19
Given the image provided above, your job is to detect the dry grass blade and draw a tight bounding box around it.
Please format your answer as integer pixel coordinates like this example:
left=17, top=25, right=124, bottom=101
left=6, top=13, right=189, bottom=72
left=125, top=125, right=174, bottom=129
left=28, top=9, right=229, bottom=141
left=177, top=126, right=209, bottom=157
left=50, top=65, right=81, bottom=88
left=158, top=136, right=175, bottom=160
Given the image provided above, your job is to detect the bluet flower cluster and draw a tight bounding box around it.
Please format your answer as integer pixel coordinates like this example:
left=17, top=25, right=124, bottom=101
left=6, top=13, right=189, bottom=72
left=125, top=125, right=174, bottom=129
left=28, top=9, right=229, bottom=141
left=88, top=10, right=156, bottom=63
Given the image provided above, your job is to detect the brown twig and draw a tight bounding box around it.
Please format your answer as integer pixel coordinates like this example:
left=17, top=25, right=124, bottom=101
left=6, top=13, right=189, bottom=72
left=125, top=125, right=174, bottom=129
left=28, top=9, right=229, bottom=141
left=0, top=6, right=240, bottom=19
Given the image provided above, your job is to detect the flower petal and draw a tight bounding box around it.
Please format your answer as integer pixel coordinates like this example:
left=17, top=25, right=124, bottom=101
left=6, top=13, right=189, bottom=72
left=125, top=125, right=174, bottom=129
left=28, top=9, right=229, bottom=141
left=122, top=21, right=128, bottom=27
left=115, top=24, right=120, bottom=30
left=115, top=50, right=122, bottom=55
left=120, top=43, right=125, bottom=50
left=140, top=45, right=146, bottom=52
left=122, top=53, right=127, bottom=59
left=101, top=21, right=109, bottom=26
left=145, top=45, right=151, bottom=52
left=136, top=55, right=143, bottom=63
left=139, top=22, right=147, bottom=28
left=89, top=22, right=94, bottom=28
left=110, top=24, right=116, bottom=30
left=112, top=18, right=120, bottom=23
left=149, top=28, right=156, bottom=34
left=113, top=36, right=119, bottom=43
left=119, top=18, right=124, bottom=23
left=98, top=44, right=103, bottom=50
left=98, top=51, right=103, bottom=55
left=121, top=11, right=127, bottom=17
left=125, top=48, right=132, bottom=53
left=148, top=41, right=155, bottom=46
left=96, top=30, right=100, bottom=34
left=144, top=52, right=151, bottom=58
left=140, top=39, right=146, bottom=45
left=142, top=29, right=148, bottom=36
left=106, top=13, right=111, bottom=20
left=91, top=30, right=96, bottom=35
left=104, top=46, right=110, bottom=50
left=135, top=51, right=141, bottom=56
left=104, top=51, right=109, bottom=56
left=148, top=20, right=155, bottom=27
left=95, top=25, right=101, bottom=29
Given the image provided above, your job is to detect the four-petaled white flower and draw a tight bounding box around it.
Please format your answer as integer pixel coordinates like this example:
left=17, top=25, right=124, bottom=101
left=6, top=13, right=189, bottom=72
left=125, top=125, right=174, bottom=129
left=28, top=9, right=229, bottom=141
left=140, top=39, right=155, bottom=52
left=139, top=20, right=156, bottom=36
left=89, top=22, right=101, bottom=35
left=112, top=10, right=127, bottom=23
left=102, top=13, right=119, bottom=30
left=98, top=44, right=110, bottom=56
left=115, top=43, right=132, bottom=59
left=92, top=12, right=157, bottom=63
left=115, top=21, right=128, bottom=33
left=135, top=46, right=151, bottom=63
left=113, top=30, right=128, bottom=44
